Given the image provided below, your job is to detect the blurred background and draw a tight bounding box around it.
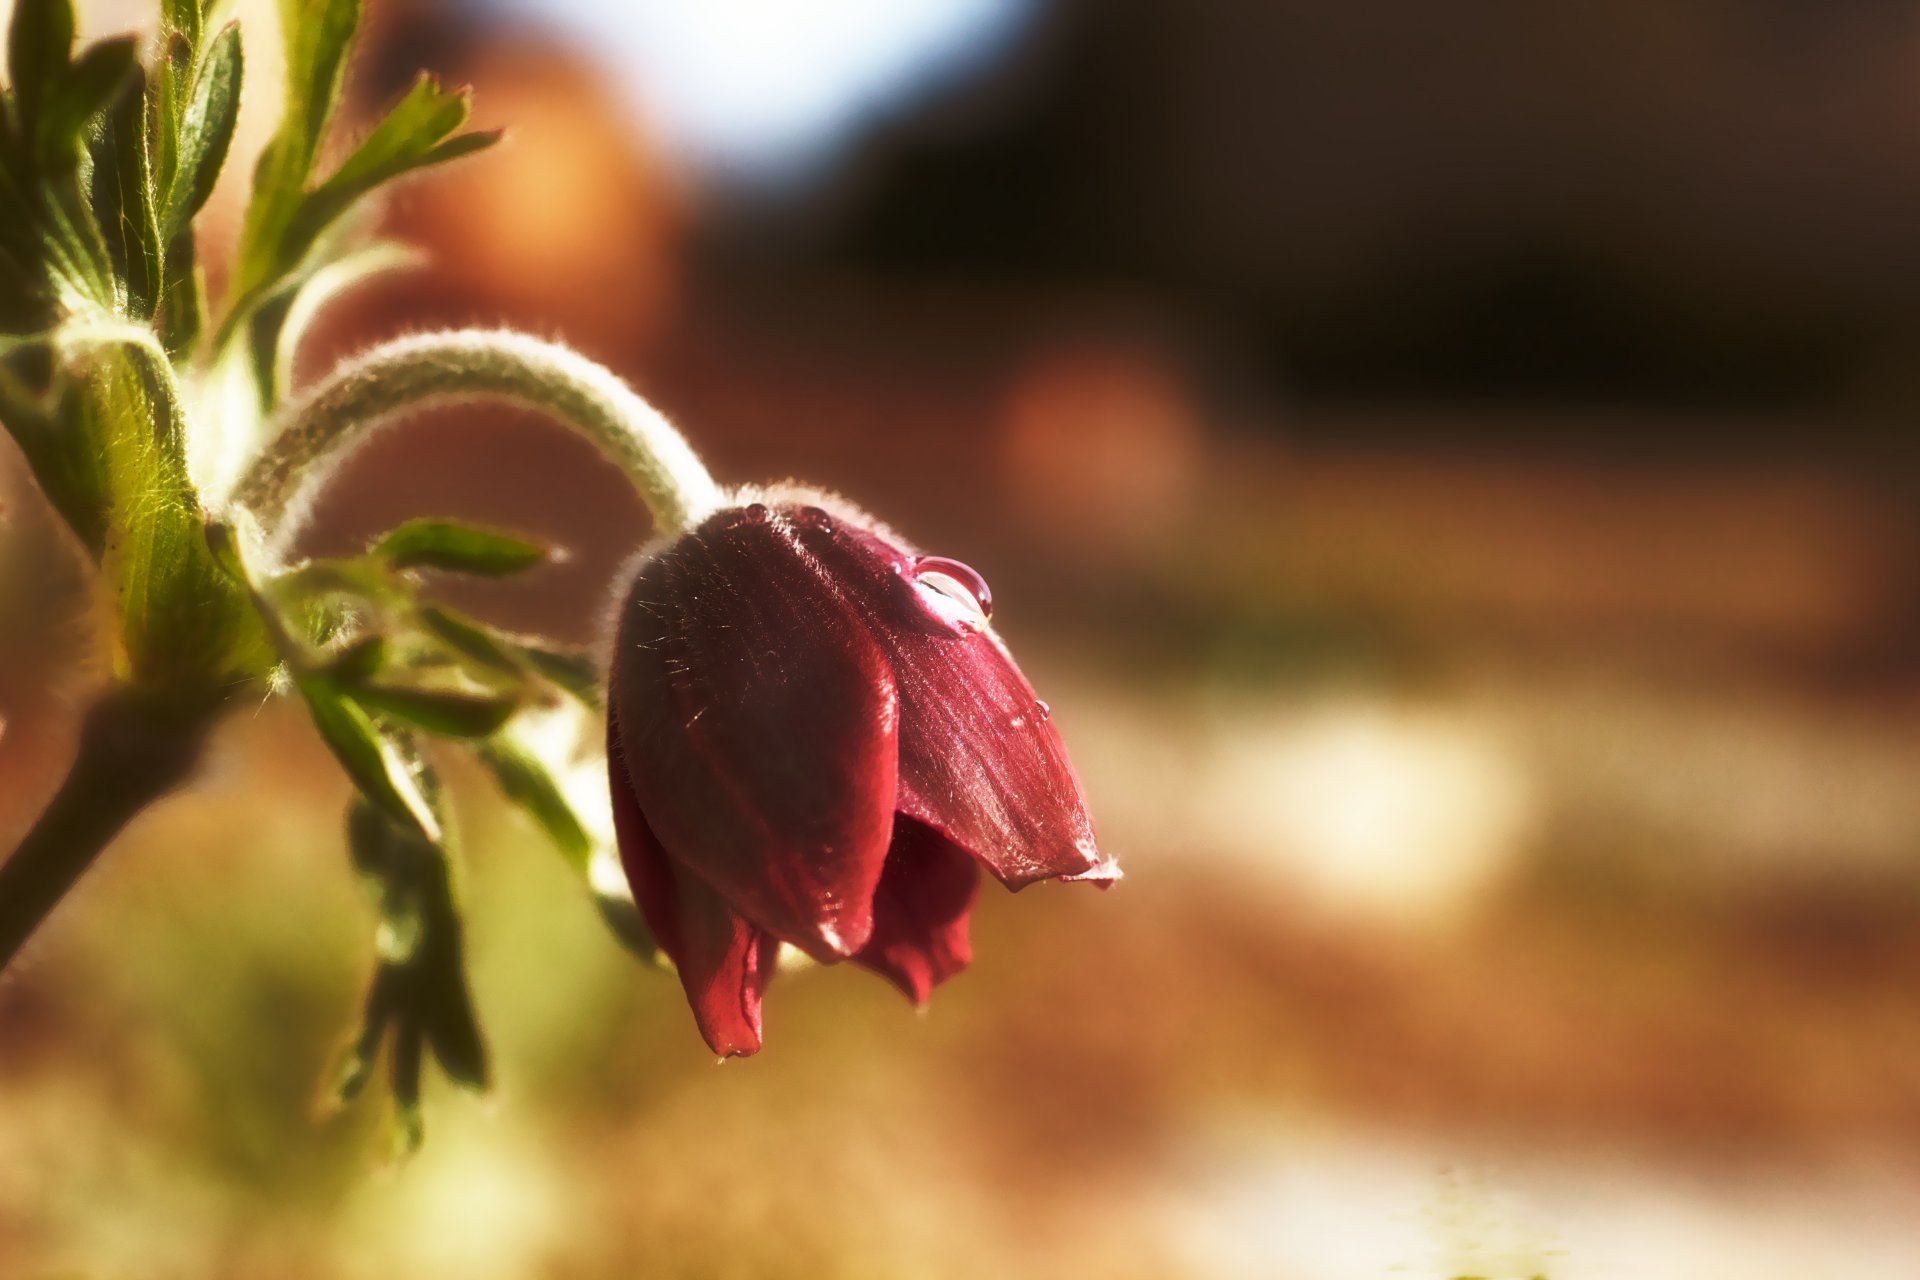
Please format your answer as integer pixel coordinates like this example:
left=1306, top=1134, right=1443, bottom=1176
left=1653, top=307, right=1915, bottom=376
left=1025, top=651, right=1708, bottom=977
left=6, top=0, right=1920, bottom=1275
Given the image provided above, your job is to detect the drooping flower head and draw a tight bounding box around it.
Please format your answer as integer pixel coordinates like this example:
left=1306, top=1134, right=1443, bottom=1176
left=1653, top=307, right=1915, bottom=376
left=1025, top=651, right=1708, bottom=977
left=607, top=488, right=1117, bottom=1056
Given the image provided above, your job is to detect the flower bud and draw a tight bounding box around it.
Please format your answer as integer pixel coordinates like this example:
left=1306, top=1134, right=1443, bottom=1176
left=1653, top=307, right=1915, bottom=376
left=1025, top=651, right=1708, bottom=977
left=606, top=490, right=1117, bottom=1056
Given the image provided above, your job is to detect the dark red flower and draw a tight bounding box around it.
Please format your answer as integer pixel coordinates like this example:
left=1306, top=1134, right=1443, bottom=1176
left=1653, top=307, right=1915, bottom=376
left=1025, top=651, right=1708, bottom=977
left=606, top=490, right=1116, bottom=1056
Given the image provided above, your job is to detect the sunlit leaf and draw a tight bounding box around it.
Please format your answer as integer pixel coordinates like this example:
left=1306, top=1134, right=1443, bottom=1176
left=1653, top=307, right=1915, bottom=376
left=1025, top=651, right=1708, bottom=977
left=229, top=0, right=362, bottom=306
left=374, top=517, right=548, bottom=577
left=346, top=678, right=520, bottom=738
left=284, top=74, right=499, bottom=257
left=475, top=737, right=593, bottom=872
left=299, top=679, right=441, bottom=840
left=162, top=21, right=241, bottom=237
left=323, top=631, right=389, bottom=683
left=160, top=0, right=202, bottom=47
left=517, top=644, right=602, bottom=706
left=389, top=1022, right=425, bottom=1155
left=339, top=790, right=491, bottom=1144
left=224, top=8, right=495, bottom=374
left=88, top=57, right=160, bottom=316
left=418, top=604, right=522, bottom=675
left=42, top=37, right=138, bottom=172
left=8, top=0, right=76, bottom=129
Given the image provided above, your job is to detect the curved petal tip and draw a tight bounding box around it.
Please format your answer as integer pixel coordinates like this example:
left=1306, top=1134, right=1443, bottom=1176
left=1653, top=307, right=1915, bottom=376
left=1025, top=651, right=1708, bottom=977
left=1063, top=853, right=1123, bottom=888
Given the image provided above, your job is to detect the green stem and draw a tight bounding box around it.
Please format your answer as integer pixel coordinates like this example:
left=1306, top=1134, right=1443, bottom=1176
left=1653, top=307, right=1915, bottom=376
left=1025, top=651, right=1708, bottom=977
left=0, top=688, right=219, bottom=972
left=229, top=330, right=723, bottom=556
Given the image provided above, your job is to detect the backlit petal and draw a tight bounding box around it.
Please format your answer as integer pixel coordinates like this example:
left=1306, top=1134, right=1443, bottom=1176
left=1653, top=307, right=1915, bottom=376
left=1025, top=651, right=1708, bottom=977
left=611, top=712, right=781, bottom=1057
left=786, top=505, right=1109, bottom=888
left=854, top=816, right=980, bottom=1005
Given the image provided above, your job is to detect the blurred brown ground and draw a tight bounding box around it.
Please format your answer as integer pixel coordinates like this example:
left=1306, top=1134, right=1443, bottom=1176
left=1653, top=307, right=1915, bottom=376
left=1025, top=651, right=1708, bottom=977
left=5, top=2, right=1920, bottom=1277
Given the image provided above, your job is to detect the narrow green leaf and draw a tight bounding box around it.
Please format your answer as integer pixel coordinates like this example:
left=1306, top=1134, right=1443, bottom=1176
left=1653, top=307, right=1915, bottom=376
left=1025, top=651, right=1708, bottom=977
left=9, top=0, right=75, bottom=124
left=161, top=0, right=203, bottom=47
left=163, top=21, right=241, bottom=237
left=517, top=644, right=602, bottom=706
left=342, top=791, right=491, bottom=1125
left=200, top=518, right=253, bottom=587
left=300, top=679, right=441, bottom=840
left=150, top=31, right=192, bottom=202
left=417, top=943, right=487, bottom=1091
left=474, top=736, right=661, bottom=964
left=0, top=362, right=109, bottom=555
left=279, top=0, right=361, bottom=165
left=328, top=965, right=396, bottom=1104
left=324, top=632, right=389, bottom=683
left=474, top=738, right=592, bottom=871
left=158, top=229, right=204, bottom=357
left=319, top=74, right=471, bottom=198
left=283, top=76, right=497, bottom=260
left=346, top=801, right=427, bottom=963
left=347, top=680, right=520, bottom=738
left=389, top=1021, right=425, bottom=1155
left=374, top=517, right=548, bottom=577
left=592, top=874, right=666, bottom=968
left=88, top=59, right=160, bottom=316
left=417, top=604, right=601, bottom=705
left=418, top=605, right=521, bottom=675
left=229, top=0, right=361, bottom=303
left=41, top=37, right=138, bottom=173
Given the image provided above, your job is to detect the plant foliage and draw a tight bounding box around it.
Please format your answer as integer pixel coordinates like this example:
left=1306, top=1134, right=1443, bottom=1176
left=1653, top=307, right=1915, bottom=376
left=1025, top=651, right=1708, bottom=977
left=0, top=0, right=638, bottom=1148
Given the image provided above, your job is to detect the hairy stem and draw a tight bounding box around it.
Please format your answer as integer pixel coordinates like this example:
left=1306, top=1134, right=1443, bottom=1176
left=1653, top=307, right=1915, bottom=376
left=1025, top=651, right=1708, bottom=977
left=0, top=689, right=219, bottom=972
left=230, top=330, right=722, bottom=555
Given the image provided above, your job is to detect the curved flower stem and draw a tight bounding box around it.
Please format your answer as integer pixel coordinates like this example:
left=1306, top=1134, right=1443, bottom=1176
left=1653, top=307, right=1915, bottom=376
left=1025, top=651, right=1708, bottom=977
left=230, top=330, right=722, bottom=555
left=0, top=689, right=220, bottom=972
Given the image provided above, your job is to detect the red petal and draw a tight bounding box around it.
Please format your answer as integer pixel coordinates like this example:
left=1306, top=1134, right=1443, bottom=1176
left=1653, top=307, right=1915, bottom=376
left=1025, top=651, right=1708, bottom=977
left=854, top=817, right=980, bottom=1005
left=787, top=507, right=1110, bottom=888
left=611, top=712, right=781, bottom=1057
left=609, top=506, right=901, bottom=959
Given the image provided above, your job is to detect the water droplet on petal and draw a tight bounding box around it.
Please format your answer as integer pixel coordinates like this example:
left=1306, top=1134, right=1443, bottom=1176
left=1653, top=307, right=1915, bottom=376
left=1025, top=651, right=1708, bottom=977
left=744, top=502, right=769, bottom=520
left=910, top=555, right=993, bottom=632
left=1034, top=699, right=1052, bottom=721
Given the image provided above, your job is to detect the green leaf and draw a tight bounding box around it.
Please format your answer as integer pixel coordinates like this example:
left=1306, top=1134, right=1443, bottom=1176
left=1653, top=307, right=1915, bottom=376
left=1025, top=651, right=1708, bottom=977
left=327, top=965, right=393, bottom=1105
left=516, top=644, right=602, bottom=706
left=339, top=791, right=491, bottom=1141
left=87, top=58, right=160, bottom=316
left=474, top=738, right=592, bottom=871
left=283, top=74, right=497, bottom=259
left=0, top=357, right=109, bottom=554
left=417, top=947, right=487, bottom=1090
left=223, top=48, right=495, bottom=370
left=417, top=605, right=521, bottom=675
left=162, top=21, right=241, bottom=237
left=158, top=228, right=204, bottom=357
left=418, top=604, right=601, bottom=706
left=41, top=37, right=138, bottom=172
left=389, top=1023, right=425, bottom=1155
left=299, top=679, right=441, bottom=840
left=9, top=0, right=75, bottom=126
left=323, top=632, right=389, bottom=683
left=346, top=679, right=520, bottom=739
left=73, top=336, right=273, bottom=688
left=474, top=735, right=662, bottom=965
left=200, top=518, right=254, bottom=587
left=373, top=517, right=548, bottom=577
left=161, top=0, right=203, bottom=47
left=591, top=872, right=665, bottom=967
left=229, top=0, right=362, bottom=304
